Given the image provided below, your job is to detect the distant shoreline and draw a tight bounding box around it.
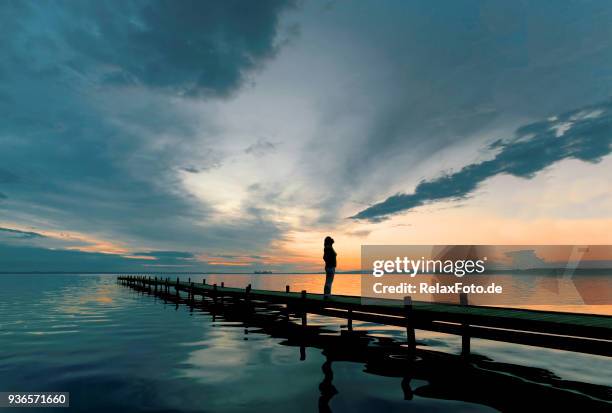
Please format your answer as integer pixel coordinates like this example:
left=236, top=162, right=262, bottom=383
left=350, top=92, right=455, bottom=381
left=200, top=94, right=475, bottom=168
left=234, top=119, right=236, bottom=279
left=1, top=269, right=609, bottom=275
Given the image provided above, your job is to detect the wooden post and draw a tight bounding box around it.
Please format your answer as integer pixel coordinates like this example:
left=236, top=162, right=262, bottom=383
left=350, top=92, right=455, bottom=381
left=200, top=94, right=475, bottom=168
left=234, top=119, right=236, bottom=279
left=190, top=282, right=195, bottom=304
left=220, top=282, right=225, bottom=305
left=301, top=290, right=307, bottom=327
left=188, top=278, right=191, bottom=300
left=154, top=277, right=158, bottom=293
left=404, top=296, right=416, bottom=354
left=285, top=285, right=290, bottom=321
left=213, top=283, right=218, bottom=305
left=203, top=278, right=206, bottom=285
left=300, top=290, right=307, bottom=361
left=176, top=277, right=180, bottom=297
left=348, top=309, right=353, bottom=331
left=460, top=292, right=470, bottom=357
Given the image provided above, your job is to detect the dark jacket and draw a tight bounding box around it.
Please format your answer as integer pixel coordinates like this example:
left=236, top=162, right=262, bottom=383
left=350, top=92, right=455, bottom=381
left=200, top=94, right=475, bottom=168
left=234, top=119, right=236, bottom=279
left=323, top=246, right=337, bottom=268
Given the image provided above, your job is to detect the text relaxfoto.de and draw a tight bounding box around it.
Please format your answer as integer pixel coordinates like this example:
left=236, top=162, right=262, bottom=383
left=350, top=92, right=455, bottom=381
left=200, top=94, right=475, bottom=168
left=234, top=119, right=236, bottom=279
left=372, top=282, right=503, bottom=295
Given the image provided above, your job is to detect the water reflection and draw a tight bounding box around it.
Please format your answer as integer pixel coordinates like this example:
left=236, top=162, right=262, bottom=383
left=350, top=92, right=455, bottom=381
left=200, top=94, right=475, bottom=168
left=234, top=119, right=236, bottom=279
left=1, top=274, right=611, bottom=413
left=141, top=279, right=612, bottom=412
left=318, top=357, right=338, bottom=413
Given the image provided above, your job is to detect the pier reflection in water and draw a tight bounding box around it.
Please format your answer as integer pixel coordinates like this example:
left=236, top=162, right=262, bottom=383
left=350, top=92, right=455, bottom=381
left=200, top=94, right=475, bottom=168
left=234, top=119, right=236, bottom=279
left=130, top=277, right=612, bottom=412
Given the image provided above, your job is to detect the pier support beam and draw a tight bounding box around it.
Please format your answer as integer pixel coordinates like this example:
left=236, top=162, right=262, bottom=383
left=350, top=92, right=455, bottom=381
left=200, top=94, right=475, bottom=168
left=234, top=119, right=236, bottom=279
left=460, top=293, right=470, bottom=357
left=301, top=290, right=308, bottom=327
left=245, top=284, right=252, bottom=311
left=404, top=296, right=416, bottom=355
left=285, top=285, right=290, bottom=322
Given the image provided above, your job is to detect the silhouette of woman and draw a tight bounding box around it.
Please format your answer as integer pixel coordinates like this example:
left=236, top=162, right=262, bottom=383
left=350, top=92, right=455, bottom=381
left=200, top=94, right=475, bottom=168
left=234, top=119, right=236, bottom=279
left=323, top=236, right=337, bottom=298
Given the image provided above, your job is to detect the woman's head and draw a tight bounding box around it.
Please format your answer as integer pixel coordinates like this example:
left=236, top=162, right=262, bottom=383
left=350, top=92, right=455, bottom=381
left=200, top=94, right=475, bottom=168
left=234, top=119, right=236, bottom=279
left=324, top=236, right=334, bottom=246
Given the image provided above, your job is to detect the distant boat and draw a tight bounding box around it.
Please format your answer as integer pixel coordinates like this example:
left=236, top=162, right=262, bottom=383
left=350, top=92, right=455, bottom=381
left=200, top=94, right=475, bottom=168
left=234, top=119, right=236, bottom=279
left=254, top=270, right=273, bottom=274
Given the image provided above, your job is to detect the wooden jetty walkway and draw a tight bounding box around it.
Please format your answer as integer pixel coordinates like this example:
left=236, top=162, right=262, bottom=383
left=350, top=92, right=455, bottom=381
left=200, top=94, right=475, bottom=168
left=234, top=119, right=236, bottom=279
left=117, top=275, right=612, bottom=357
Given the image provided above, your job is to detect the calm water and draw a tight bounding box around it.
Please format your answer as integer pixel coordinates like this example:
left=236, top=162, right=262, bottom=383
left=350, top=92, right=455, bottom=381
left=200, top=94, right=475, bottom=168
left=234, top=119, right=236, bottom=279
left=1, top=274, right=611, bottom=412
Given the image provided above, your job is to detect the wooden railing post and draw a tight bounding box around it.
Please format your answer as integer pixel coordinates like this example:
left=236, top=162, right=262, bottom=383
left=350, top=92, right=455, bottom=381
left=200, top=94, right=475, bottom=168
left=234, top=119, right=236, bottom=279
left=176, top=277, right=180, bottom=297
left=460, top=292, right=470, bottom=357
left=404, top=296, right=416, bottom=355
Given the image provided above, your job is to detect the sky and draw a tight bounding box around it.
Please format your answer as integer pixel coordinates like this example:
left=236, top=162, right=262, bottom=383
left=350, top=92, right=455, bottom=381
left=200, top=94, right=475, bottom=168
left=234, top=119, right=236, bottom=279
left=1, top=0, right=612, bottom=273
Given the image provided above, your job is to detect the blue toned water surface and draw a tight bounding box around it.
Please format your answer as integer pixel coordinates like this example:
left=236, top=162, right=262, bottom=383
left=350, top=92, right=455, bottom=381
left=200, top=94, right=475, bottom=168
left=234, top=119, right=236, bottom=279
left=0, top=274, right=610, bottom=412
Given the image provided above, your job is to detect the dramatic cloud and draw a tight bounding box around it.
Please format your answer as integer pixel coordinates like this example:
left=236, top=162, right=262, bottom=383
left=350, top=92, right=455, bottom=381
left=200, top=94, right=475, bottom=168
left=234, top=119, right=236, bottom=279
left=352, top=101, right=612, bottom=220
left=1, top=1, right=612, bottom=271
left=4, top=0, right=295, bottom=97
left=291, top=0, right=612, bottom=225
left=0, top=0, right=294, bottom=257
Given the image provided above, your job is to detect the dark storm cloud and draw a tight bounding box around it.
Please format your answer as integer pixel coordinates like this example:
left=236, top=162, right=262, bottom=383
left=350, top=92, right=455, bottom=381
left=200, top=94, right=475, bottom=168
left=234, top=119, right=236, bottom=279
left=0, top=0, right=292, bottom=256
left=352, top=100, right=612, bottom=221
left=8, top=0, right=295, bottom=97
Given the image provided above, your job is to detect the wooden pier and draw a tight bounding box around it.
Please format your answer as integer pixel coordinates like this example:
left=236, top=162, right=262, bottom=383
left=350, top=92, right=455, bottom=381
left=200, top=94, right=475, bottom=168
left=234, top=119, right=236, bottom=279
left=117, top=275, right=612, bottom=357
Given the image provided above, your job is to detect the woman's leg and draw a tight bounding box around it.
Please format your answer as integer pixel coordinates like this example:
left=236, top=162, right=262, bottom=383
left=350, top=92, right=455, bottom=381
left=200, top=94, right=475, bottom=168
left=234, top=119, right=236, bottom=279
left=324, top=267, right=335, bottom=296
